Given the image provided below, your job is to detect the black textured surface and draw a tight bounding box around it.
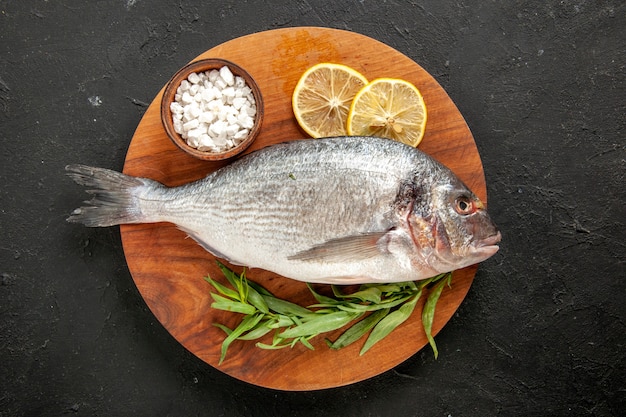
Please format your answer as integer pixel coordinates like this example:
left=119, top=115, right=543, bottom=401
left=1, top=1, right=624, bottom=416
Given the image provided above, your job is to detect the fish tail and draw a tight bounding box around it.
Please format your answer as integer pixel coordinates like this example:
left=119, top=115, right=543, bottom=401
left=65, top=164, right=161, bottom=227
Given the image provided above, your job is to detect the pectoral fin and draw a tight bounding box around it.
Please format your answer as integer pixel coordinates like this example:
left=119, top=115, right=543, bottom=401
left=288, top=231, right=392, bottom=262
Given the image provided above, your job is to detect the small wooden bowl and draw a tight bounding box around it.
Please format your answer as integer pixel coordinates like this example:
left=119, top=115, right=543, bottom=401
left=160, top=58, right=264, bottom=161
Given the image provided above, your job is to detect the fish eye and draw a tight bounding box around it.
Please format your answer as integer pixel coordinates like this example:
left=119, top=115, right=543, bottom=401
left=455, top=196, right=474, bottom=215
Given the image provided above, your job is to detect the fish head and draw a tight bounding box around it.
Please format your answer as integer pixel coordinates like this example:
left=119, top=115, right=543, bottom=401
left=408, top=177, right=501, bottom=273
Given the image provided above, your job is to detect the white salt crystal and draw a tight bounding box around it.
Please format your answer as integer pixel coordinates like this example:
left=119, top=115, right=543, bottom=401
left=180, top=80, right=191, bottom=91
left=232, top=97, right=246, bottom=110
left=237, top=110, right=248, bottom=124
left=173, top=120, right=183, bottom=134
left=215, top=77, right=227, bottom=90
left=183, top=104, right=200, bottom=120
left=187, top=128, right=202, bottom=139
left=234, top=129, right=249, bottom=140
left=170, top=102, right=184, bottom=114
left=226, top=113, right=237, bottom=125
left=241, top=116, right=254, bottom=129
left=240, top=86, right=252, bottom=97
left=181, top=92, right=193, bottom=104
left=213, top=135, right=227, bottom=146
left=188, top=72, right=201, bottom=84
left=201, top=88, right=214, bottom=102
left=219, top=66, right=235, bottom=86
left=183, top=119, right=199, bottom=131
left=234, top=76, right=246, bottom=88
left=199, top=134, right=213, bottom=148
left=197, top=122, right=209, bottom=134
left=209, top=120, right=226, bottom=136
left=219, top=128, right=228, bottom=139
left=225, top=124, right=239, bottom=136
left=199, top=112, right=214, bottom=124
left=187, top=135, right=200, bottom=148
left=222, top=86, right=235, bottom=97
left=207, top=99, right=221, bottom=112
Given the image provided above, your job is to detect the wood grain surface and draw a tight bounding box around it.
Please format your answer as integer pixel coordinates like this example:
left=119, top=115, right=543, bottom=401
left=120, top=27, right=486, bottom=391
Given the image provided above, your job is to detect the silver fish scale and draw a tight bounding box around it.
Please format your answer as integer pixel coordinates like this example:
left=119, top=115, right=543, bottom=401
left=163, top=137, right=429, bottom=269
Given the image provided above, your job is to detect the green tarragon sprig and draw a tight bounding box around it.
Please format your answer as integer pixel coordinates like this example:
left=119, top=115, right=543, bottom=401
left=205, top=261, right=452, bottom=364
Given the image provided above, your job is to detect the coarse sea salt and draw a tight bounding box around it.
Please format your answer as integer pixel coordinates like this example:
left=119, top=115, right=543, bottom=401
left=171, top=66, right=257, bottom=153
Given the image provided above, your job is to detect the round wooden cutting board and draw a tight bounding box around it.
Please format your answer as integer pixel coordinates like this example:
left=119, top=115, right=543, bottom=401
left=121, top=27, right=487, bottom=391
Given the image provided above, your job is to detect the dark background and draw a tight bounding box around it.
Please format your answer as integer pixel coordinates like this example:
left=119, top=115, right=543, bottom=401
left=1, top=1, right=624, bottom=416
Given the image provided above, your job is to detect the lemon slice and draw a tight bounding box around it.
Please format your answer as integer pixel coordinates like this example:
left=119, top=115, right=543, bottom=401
left=347, top=78, right=427, bottom=147
left=292, top=63, right=368, bottom=138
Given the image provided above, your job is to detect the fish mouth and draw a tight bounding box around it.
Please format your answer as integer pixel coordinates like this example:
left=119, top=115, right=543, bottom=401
left=476, top=231, right=502, bottom=248
left=472, top=231, right=502, bottom=256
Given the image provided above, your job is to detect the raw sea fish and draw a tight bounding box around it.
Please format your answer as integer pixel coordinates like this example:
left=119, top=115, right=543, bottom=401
left=67, top=136, right=501, bottom=284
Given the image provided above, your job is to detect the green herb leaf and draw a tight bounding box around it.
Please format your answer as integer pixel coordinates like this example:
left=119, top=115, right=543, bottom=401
left=307, top=284, right=341, bottom=305
left=262, top=295, right=314, bottom=317
left=204, top=276, right=241, bottom=301
left=246, top=284, right=269, bottom=314
left=236, top=322, right=274, bottom=341
left=236, top=269, right=249, bottom=303
left=210, top=293, right=257, bottom=315
left=256, top=341, right=291, bottom=350
left=360, top=292, right=421, bottom=355
left=422, top=273, right=452, bottom=359
left=213, top=323, right=233, bottom=336
left=248, top=279, right=274, bottom=297
left=267, top=315, right=297, bottom=329
left=216, top=261, right=242, bottom=289
left=332, top=285, right=382, bottom=303
left=328, top=308, right=390, bottom=350
left=219, top=313, right=264, bottom=364
left=299, top=336, right=315, bottom=350
left=278, top=311, right=359, bottom=339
